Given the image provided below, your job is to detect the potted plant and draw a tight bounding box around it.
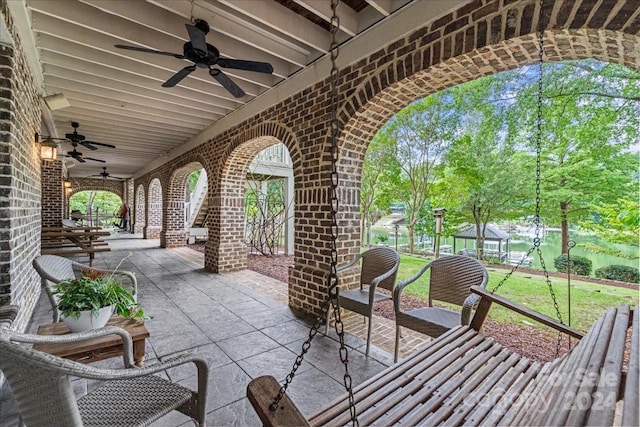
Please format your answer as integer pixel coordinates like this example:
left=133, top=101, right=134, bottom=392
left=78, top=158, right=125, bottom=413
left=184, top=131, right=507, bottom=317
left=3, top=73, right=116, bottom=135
left=53, top=267, right=146, bottom=333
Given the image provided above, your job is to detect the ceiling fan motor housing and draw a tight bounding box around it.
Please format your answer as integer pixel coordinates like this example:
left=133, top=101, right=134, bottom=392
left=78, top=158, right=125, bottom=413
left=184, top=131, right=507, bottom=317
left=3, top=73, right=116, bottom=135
left=183, top=42, right=219, bottom=67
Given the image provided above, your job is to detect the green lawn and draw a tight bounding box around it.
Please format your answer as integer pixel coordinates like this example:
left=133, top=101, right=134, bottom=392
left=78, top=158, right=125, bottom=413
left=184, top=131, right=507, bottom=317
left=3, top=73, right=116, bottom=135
left=396, top=253, right=639, bottom=332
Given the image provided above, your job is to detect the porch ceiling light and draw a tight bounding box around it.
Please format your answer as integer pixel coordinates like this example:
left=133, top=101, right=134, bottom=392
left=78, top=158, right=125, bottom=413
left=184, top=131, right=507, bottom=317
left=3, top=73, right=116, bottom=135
left=36, top=133, right=57, bottom=161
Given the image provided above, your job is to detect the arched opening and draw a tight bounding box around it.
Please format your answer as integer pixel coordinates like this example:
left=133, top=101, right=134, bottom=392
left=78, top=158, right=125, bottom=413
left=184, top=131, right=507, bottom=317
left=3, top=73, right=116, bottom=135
left=163, top=162, right=206, bottom=248
left=146, top=178, right=163, bottom=240
left=208, top=129, right=298, bottom=273
left=68, top=190, right=124, bottom=229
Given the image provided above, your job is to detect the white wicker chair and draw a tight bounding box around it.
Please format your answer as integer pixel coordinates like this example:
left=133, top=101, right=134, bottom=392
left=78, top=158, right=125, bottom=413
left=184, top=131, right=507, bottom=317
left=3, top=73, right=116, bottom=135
left=0, top=326, right=209, bottom=426
left=33, top=254, right=138, bottom=323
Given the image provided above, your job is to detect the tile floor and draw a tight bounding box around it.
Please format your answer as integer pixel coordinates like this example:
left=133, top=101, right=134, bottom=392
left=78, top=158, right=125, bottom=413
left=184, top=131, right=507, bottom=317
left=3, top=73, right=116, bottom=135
left=0, top=235, right=430, bottom=426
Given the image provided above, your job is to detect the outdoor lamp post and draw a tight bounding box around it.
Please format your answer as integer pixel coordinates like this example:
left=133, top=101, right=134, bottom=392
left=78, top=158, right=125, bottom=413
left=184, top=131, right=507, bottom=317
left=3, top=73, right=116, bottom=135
left=433, top=208, right=446, bottom=258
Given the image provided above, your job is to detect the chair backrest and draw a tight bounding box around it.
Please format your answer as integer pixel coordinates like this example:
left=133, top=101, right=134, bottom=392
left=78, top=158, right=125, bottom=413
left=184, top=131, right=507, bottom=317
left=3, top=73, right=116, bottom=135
left=359, top=247, right=400, bottom=292
left=0, top=336, right=83, bottom=426
left=32, top=255, right=77, bottom=322
left=428, top=255, right=488, bottom=306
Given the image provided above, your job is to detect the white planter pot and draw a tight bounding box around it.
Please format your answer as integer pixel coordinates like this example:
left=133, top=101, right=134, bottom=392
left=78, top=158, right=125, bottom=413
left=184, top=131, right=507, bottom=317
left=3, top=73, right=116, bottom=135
left=62, top=305, right=113, bottom=332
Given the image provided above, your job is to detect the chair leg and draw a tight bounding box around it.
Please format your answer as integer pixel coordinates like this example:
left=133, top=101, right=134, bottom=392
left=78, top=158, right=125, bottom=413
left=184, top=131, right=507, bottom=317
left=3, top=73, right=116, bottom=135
left=325, top=308, right=331, bottom=335
left=365, top=315, right=372, bottom=356
left=394, top=324, right=400, bottom=363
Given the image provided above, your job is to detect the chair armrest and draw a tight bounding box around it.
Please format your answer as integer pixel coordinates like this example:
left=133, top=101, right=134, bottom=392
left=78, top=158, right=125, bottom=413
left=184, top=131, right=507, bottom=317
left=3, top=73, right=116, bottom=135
left=2, top=326, right=136, bottom=368
left=470, top=286, right=583, bottom=338
left=460, top=293, right=481, bottom=325
left=49, top=353, right=208, bottom=385
left=336, top=255, right=362, bottom=273
left=393, top=262, right=432, bottom=313
left=368, top=262, right=400, bottom=305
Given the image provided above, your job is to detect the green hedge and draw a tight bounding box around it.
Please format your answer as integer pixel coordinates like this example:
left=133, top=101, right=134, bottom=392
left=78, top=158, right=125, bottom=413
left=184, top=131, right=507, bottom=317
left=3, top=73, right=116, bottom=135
left=554, top=254, right=593, bottom=277
left=595, top=265, right=639, bottom=284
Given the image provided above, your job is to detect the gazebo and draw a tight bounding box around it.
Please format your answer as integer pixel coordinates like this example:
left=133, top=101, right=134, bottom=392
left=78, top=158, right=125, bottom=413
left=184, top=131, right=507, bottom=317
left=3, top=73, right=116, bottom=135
left=453, top=224, right=510, bottom=263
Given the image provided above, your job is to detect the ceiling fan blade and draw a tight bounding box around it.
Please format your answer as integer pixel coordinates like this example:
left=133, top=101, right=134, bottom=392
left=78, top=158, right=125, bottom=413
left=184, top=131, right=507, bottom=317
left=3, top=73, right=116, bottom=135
left=84, top=157, right=106, bottom=163
left=81, top=140, right=116, bottom=150
left=114, top=44, right=185, bottom=59
left=185, top=23, right=207, bottom=54
left=210, top=68, right=245, bottom=98
left=218, top=59, right=273, bottom=74
left=162, top=65, right=197, bottom=88
left=74, top=156, right=86, bottom=163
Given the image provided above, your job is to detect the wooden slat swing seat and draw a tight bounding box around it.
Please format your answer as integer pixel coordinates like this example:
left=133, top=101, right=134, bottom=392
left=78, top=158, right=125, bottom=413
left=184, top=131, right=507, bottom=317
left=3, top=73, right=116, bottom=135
left=248, top=287, right=639, bottom=426
left=247, top=0, right=638, bottom=425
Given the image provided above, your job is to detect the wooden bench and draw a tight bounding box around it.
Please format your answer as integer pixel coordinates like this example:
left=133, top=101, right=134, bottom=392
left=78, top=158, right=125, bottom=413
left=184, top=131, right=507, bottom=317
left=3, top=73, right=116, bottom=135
left=248, top=286, right=638, bottom=426
left=41, top=227, right=111, bottom=266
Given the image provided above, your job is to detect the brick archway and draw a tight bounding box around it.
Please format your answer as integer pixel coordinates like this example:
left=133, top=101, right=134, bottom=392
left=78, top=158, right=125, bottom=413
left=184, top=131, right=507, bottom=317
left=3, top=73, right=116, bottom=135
left=332, top=28, right=639, bottom=267
left=205, top=122, right=299, bottom=272
left=67, top=178, right=124, bottom=200
left=146, top=178, right=162, bottom=239
left=162, top=159, right=207, bottom=248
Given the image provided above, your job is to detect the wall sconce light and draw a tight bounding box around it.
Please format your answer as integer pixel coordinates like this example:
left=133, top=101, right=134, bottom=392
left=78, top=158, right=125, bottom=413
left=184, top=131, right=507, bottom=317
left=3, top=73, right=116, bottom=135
left=63, top=180, right=72, bottom=189
left=36, top=133, right=58, bottom=161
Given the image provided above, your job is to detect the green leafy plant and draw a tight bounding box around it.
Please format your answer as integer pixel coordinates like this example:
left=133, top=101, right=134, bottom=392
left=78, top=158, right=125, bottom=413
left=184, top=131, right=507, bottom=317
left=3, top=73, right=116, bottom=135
left=553, top=254, right=593, bottom=277
left=595, top=265, right=639, bottom=284
left=53, top=258, right=146, bottom=320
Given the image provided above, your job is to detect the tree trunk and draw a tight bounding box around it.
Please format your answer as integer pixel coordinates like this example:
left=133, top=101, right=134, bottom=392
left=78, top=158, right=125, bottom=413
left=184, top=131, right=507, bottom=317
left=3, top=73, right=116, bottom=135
left=560, top=201, right=570, bottom=254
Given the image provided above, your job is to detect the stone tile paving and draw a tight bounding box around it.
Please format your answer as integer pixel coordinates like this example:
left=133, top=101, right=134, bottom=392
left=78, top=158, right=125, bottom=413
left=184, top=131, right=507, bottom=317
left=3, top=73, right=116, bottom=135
left=0, top=238, right=431, bottom=427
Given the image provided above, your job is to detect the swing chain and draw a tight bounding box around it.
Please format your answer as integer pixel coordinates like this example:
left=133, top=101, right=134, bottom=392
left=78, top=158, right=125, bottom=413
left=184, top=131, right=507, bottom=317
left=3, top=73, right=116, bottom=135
left=490, top=0, right=564, bottom=356
left=327, top=0, right=358, bottom=424
left=269, top=297, right=332, bottom=411
left=269, top=1, right=357, bottom=422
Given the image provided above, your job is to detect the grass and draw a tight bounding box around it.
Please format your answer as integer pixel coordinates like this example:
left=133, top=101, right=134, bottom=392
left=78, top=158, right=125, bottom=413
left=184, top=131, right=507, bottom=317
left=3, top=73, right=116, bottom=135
left=396, top=253, right=639, bottom=332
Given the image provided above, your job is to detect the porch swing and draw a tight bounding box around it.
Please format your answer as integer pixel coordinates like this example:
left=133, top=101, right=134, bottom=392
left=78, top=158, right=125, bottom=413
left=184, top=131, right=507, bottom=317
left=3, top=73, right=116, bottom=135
left=247, top=1, right=639, bottom=425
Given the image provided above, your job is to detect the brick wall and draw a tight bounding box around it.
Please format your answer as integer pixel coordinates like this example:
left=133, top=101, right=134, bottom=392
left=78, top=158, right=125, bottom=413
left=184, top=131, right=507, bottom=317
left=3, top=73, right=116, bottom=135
left=146, top=178, right=162, bottom=239
left=0, top=2, right=45, bottom=332
left=134, top=184, right=145, bottom=234
left=132, top=0, right=639, bottom=316
left=40, top=160, right=64, bottom=227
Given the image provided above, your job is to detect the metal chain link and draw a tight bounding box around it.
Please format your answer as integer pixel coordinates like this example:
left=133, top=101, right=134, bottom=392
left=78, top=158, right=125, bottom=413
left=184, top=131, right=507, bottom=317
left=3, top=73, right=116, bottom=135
left=269, top=296, right=332, bottom=411
left=490, top=0, right=564, bottom=354
left=270, top=1, right=358, bottom=423
left=327, top=0, right=358, bottom=424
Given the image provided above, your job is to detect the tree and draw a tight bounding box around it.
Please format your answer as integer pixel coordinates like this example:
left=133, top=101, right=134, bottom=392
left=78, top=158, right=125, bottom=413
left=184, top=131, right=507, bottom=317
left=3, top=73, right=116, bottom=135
left=360, top=133, right=396, bottom=245
left=441, top=75, right=530, bottom=259
left=579, top=197, right=640, bottom=259
left=378, top=95, right=456, bottom=253
left=516, top=60, right=640, bottom=254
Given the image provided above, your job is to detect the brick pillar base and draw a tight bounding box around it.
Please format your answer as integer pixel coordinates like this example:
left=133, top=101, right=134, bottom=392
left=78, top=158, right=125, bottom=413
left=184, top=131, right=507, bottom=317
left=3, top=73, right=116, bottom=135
left=288, top=264, right=332, bottom=317
left=144, top=226, right=161, bottom=240
left=204, top=241, right=246, bottom=273
left=161, top=230, right=187, bottom=248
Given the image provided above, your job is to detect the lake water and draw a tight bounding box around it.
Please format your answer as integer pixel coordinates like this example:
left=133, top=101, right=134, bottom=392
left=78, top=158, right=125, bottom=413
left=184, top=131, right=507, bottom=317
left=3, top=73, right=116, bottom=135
left=371, top=225, right=638, bottom=278
left=509, top=231, right=638, bottom=276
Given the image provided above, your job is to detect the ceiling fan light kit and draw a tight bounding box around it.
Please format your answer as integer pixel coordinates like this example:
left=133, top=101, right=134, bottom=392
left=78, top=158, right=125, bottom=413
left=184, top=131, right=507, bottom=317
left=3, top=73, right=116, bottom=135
left=115, top=19, right=273, bottom=98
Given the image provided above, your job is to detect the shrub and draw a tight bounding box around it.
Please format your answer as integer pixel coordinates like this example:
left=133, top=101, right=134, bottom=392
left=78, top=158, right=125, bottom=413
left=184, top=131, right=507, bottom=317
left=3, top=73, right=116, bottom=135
left=554, top=254, right=592, bottom=277
left=595, top=265, right=639, bottom=283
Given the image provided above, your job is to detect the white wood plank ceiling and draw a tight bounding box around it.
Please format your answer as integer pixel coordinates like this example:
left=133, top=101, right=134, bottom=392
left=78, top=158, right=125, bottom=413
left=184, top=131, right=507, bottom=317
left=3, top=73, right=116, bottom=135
left=6, top=0, right=465, bottom=178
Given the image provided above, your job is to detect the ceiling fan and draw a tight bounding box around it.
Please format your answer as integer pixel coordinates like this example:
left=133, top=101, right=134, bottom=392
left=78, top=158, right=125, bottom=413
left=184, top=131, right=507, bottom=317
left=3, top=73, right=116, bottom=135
left=62, top=145, right=105, bottom=163
left=90, top=167, right=124, bottom=180
left=45, top=121, right=117, bottom=151
left=114, top=19, right=273, bottom=98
